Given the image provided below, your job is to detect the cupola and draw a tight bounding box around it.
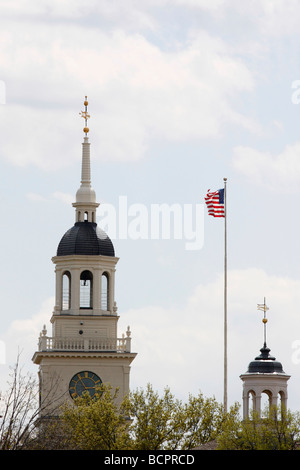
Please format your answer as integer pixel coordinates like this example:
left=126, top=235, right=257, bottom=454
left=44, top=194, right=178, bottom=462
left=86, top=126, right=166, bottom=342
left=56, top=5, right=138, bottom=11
left=240, top=298, right=290, bottom=419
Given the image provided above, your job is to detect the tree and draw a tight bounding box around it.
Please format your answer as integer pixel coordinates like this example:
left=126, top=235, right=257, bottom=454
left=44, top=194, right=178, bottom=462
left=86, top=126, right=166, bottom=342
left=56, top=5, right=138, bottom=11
left=0, top=357, right=40, bottom=450
left=4, top=352, right=300, bottom=451
left=0, top=353, right=66, bottom=450
left=57, top=383, right=230, bottom=450
left=122, top=384, right=184, bottom=450
left=217, top=405, right=300, bottom=450
left=122, top=384, right=230, bottom=450
left=58, top=384, right=131, bottom=450
left=180, top=392, right=232, bottom=449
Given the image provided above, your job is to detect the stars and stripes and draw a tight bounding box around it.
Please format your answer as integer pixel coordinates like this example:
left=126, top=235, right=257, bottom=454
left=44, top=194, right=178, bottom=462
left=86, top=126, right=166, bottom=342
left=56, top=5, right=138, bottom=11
left=205, top=188, right=225, bottom=217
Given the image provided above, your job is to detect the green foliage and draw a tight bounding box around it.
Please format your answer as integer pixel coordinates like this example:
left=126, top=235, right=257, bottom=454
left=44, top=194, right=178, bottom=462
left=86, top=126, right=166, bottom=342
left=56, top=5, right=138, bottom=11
left=3, top=362, right=300, bottom=451
left=217, top=405, right=300, bottom=450
left=59, top=383, right=230, bottom=450
left=60, top=384, right=130, bottom=450
left=60, top=384, right=300, bottom=451
left=123, top=385, right=240, bottom=450
left=122, top=384, right=185, bottom=450
left=180, top=392, right=232, bottom=449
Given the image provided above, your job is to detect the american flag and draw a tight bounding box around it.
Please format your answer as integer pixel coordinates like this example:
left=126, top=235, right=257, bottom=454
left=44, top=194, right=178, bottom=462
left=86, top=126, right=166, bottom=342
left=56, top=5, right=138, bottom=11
left=205, top=188, right=225, bottom=217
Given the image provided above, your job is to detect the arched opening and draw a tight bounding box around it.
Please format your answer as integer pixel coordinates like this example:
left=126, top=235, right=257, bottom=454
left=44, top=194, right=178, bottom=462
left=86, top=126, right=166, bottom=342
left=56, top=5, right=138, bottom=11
left=278, top=390, right=287, bottom=417
left=101, top=272, right=109, bottom=310
left=261, top=390, right=272, bottom=417
left=248, top=390, right=255, bottom=416
left=62, top=271, right=71, bottom=310
left=80, top=270, right=93, bottom=309
left=84, top=211, right=88, bottom=221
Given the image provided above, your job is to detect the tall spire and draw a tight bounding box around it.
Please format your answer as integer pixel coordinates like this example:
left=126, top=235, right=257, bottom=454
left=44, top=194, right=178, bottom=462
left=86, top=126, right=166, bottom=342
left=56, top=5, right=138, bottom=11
left=79, top=96, right=91, bottom=186
left=73, top=96, right=99, bottom=223
left=257, top=297, right=269, bottom=348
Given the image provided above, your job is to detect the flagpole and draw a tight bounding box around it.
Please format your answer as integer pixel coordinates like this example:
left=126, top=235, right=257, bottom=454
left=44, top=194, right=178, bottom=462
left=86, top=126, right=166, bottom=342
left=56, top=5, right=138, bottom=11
left=223, top=177, right=227, bottom=413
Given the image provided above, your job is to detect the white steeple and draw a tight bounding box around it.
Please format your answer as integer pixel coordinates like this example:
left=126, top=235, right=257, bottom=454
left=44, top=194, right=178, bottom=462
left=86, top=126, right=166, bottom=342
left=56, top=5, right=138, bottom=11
left=72, top=96, right=99, bottom=223
left=32, top=97, right=136, bottom=419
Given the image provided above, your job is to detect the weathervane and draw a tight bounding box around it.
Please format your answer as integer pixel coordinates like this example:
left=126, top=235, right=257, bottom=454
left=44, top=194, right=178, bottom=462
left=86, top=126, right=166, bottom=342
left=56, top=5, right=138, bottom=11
left=257, top=297, right=269, bottom=347
left=79, top=96, right=90, bottom=135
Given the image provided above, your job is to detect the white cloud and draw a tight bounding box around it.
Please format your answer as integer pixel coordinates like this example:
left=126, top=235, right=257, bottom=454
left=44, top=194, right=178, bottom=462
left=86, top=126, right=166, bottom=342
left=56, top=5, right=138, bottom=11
left=1, top=105, right=79, bottom=170
left=26, top=192, right=48, bottom=202
left=0, top=0, right=224, bottom=21
left=0, top=298, right=53, bottom=394
left=26, top=191, right=74, bottom=206
left=0, top=0, right=101, bottom=19
left=253, top=0, right=300, bottom=37
left=232, top=143, right=300, bottom=192
left=174, top=0, right=225, bottom=9
left=52, top=191, right=74, bottom=206
left=3, top=297, right=53, bottom=363
left=0, top=19, right=257, bottom=169
left=185, top=0, right=300, bottom=37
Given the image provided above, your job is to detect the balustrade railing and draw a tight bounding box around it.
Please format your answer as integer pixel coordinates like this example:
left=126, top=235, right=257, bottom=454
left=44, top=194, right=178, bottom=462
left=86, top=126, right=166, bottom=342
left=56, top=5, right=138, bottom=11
left=38, top=325, right=132, bottom=353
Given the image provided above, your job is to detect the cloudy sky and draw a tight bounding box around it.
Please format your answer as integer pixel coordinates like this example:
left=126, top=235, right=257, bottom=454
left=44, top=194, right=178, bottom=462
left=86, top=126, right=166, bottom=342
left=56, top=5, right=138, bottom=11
left=1, top=0, right=300, bottom=413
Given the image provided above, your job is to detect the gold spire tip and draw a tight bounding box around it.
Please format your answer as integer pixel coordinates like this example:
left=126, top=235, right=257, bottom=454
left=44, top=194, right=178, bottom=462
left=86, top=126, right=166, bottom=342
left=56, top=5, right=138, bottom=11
left=79, top=96, right=90, bottom=135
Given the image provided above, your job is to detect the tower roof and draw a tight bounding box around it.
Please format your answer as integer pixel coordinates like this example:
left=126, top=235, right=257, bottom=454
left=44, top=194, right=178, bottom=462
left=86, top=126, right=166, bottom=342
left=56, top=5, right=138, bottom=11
left=57, top=221, right=115, bottom=257
left=245, top=345, right=285, bottom=375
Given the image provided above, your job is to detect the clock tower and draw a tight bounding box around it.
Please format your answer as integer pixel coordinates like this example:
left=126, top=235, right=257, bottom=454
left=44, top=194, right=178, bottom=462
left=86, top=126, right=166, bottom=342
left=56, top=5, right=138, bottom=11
left=32, top=97, right=136, bottom=418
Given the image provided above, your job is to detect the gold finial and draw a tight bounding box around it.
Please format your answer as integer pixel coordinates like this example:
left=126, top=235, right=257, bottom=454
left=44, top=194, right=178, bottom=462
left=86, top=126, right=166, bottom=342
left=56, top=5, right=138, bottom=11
left=79, top=96, right=90, bottom=135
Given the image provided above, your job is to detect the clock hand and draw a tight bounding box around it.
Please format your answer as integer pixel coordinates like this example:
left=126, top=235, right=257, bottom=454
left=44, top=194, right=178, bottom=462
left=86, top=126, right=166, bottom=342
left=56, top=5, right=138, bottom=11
left=77, top=379, right=96, bottom=390
left=78, top=379, right=87, bottom=389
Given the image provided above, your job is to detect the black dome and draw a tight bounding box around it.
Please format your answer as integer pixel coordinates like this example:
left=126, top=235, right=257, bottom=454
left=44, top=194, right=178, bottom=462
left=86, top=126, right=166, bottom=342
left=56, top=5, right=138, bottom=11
left=246, top=345, right=285, bottom=374
left=57, top=221, right=115, bottom=257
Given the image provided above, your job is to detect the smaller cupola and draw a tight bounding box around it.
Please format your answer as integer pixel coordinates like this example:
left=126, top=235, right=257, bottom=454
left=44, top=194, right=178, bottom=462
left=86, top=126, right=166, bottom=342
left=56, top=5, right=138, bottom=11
left=240, top=298, right=290, bottom=419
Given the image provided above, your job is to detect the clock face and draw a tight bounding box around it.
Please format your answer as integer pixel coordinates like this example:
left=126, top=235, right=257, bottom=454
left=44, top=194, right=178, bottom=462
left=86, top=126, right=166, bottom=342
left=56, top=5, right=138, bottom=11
left=69, top=371, right=102, bottom=399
